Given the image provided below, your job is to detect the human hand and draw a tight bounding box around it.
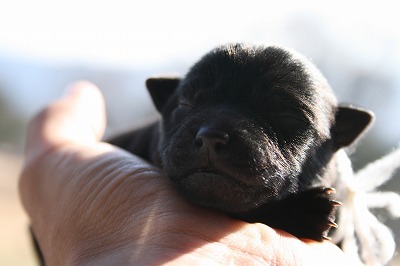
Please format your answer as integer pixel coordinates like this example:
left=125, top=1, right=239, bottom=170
left=19, top=81, right=355, bottom=265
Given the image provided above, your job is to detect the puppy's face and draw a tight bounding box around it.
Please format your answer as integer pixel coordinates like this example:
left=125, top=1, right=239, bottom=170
left=147, top=44, right=372, bottom=214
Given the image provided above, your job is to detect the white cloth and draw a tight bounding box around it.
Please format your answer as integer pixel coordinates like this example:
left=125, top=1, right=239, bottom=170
left=332, top=148, right=400, bottom=265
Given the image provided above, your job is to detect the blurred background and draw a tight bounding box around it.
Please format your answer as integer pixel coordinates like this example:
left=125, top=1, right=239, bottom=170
left=0, top=0, right=399, bottom=264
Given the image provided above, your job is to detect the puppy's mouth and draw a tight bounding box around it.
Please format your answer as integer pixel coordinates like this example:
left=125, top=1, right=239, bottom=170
left=172, top=168, right=262, bottom=213
left=194, top=168, right=244, bottom=181
left=189, top=168, right=253, bottom=188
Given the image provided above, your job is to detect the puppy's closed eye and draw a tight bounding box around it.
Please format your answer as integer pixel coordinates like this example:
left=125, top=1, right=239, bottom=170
left=171, top=99, right=194, bottom=122
left=178, top=99, right=193, bottom=108
left=269, top=113, right=310, bottom=137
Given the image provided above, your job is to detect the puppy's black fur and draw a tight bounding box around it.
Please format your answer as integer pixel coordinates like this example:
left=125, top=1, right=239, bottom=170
left=110, top=44, right=373, bottom=241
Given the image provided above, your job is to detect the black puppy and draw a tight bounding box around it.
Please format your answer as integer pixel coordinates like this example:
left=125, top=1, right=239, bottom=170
left=110, top=44, right=373, bottom=241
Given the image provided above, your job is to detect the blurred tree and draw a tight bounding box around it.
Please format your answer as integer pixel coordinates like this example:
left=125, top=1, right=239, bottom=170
left=0, top=89, right=24, bottom=148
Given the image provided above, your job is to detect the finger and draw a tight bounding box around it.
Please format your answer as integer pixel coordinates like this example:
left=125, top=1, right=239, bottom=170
left=304, top=241, right=360, bottom=265
left=25, top=81, right=106, bottom=160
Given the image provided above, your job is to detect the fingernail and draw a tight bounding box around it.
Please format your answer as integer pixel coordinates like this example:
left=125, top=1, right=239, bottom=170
left=62, top=81, right=98, bottom=97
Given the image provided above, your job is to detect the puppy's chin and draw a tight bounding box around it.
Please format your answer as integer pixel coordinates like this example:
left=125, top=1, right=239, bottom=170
left=172, top=170, right=266, bottom=213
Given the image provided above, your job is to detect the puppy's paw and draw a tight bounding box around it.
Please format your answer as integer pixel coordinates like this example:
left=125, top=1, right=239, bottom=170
left=294, top=187, right=342, bottom=241
left=233, top=186, right=342, bottom=242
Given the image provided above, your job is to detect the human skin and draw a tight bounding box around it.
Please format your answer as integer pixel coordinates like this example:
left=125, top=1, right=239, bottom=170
left=19, top=81, right=355, bottom=265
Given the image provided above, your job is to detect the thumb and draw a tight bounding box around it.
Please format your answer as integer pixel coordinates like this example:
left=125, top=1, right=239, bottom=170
left=25, top=81, right=106, bottom=160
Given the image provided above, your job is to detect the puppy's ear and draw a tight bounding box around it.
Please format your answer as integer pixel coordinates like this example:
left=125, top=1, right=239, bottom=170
left=332, top=106, right=375, bottom=149
left=146, top=77, right=181, bottom=112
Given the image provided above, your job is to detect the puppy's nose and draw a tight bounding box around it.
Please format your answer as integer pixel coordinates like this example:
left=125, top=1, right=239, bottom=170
left=195, top=127, right=229, bottom=151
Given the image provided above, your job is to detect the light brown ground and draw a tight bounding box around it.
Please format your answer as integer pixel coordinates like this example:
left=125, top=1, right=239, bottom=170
left=0, top=151, right=35, bottom=265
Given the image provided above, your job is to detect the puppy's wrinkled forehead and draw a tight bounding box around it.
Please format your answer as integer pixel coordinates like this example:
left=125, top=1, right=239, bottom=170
left=178, top=44, right=338, bottom=136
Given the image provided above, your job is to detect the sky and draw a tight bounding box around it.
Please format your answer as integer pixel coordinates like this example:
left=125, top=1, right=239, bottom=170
left=0, top=0, right=399, bottom=66
left=0, top=0, right=399, bottom=146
